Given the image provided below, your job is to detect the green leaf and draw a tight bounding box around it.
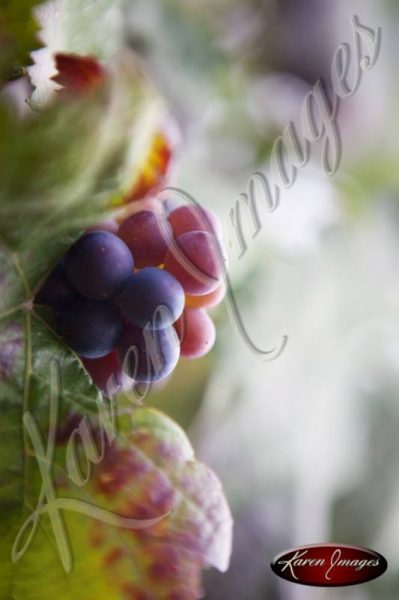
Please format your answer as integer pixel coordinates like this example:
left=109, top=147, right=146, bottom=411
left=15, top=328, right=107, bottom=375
left=0, top=0, right=43, bottom=81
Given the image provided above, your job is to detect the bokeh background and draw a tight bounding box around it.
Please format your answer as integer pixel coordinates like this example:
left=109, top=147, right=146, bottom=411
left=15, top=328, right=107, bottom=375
left=119, top=0, right=397, bottom=598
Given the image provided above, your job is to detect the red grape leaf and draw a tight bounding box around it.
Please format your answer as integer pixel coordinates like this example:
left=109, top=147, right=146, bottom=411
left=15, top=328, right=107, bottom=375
left=51, top=53, right=106, bottom=95
left=125, top=129, right=175, bottom=203
left=52, top=408, right=233, bottom=599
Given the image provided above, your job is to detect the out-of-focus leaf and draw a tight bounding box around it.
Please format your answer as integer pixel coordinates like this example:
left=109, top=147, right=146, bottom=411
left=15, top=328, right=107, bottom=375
left=28, top=0, right=124, bottom=106
left=0, top=311, right=232, bottom=598
left=0, top=51, right=157, bottom=287
left=122, top=110, right=178, bottom=204
left=58, top=408, right=231, bottom=600
left=51, top=53, right=107, bottom=95
left=126, top=130, right=173, bottom=202
left=0, top=0, right=43, bottom=81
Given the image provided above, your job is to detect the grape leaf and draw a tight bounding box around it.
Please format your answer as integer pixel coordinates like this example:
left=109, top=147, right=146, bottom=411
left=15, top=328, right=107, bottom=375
left=0, top=0, right=43, bottom=81
left=0, top=303, right=232, bottom=598
left=125, top=121, right=176, bottom=204
left=34, top=0, right=124, bottom=59
left=0, top=52, right=232, bottom=598
left=0, top=52, right=157, bottom=286
left=28, top=0, right=125, bottom=106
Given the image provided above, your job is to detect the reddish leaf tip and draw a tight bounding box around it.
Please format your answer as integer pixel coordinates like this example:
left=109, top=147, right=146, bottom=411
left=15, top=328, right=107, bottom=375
left=51, top=53, right=106, bottom=95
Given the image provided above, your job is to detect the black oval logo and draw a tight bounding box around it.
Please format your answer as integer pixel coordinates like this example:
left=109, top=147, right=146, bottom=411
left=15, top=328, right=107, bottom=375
left=271, top=544, right=388, bottom=587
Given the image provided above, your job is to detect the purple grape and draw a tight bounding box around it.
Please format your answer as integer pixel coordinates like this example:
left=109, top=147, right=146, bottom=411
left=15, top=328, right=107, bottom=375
left=59, top=298, right=123, bottom=359
left=116, top=267, right=184, bottom=330
left=118, top=323, right=180, bottom=382
left=35, top=259, right=78, bottom=311
left=65, top=231, right=134, bottom=300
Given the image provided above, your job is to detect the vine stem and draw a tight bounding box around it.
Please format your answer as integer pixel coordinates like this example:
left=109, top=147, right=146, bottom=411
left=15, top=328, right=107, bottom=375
left=5, top=249, right=34, bottom=511
left=22, top=310, right=33, bottom=509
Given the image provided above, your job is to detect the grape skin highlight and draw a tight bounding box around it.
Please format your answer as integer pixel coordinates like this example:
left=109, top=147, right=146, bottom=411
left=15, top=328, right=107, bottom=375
left=118, top=323, right=180, bottom=382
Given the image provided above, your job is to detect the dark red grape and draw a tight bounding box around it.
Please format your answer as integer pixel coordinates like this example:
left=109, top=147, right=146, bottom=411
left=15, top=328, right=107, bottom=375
left=59, top=298, right=123, bottom=359
left=55, top=412, right=83, bottom=445
left=164, top=231, right=224, bottom=296
left=175, top=309, right=216, bottom=359
left=116, top=268, right=184, bottom=330
left=81, top=351, right=128, bottom=394
left=168, top=205, right=223, bottom=239
left=35, top=259, right=78, bottom=311
left=118, top=210, right=172, bottom=268
left=118, top=323, right=180, bottom=382
left=65, top=231, right=134, bottom=300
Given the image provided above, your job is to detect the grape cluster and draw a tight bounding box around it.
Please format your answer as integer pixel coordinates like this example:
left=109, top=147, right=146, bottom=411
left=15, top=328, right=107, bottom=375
left=35, top=204, right=227, bottom=392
